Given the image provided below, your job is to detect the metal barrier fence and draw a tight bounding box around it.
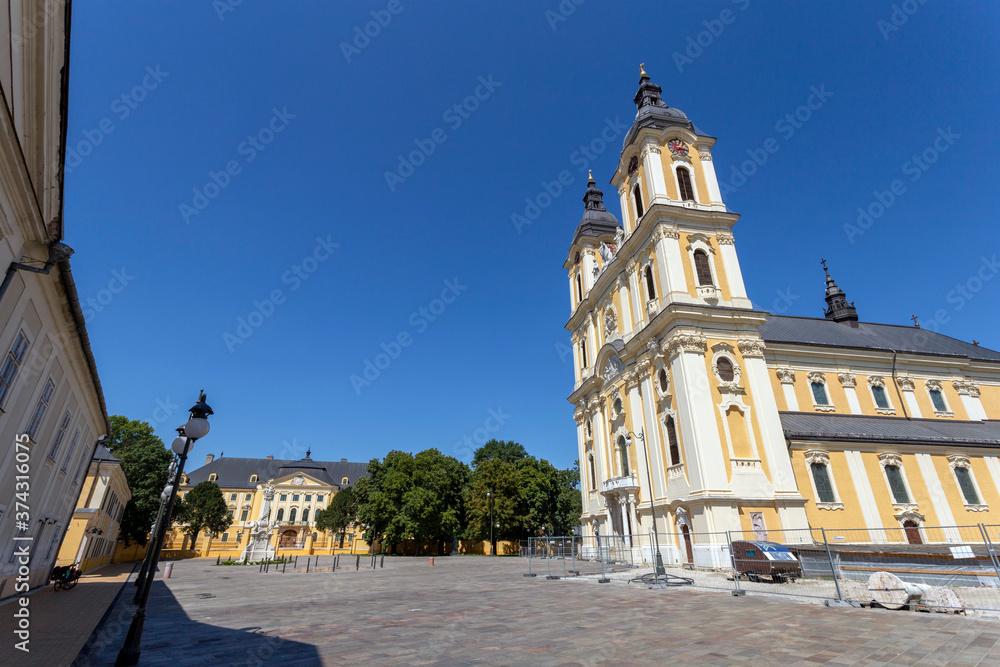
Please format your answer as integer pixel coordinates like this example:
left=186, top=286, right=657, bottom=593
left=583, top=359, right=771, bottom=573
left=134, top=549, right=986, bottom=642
left=524, top=524, right=1000, bottom=615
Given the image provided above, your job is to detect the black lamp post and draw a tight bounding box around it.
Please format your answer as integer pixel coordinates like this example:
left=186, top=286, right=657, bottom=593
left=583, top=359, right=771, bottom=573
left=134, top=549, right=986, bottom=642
left=116, top=391, right=213, bottom=667
left=133, top=457, right=177, bottom=599
left=487, top=489, right=494, bottom=556
left=624, top=428, right=665, bottom=583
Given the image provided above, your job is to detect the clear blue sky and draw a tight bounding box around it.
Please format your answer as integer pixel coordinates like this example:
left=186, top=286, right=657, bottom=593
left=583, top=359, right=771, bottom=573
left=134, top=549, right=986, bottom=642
left=64, top=1, right=1000, bottom=469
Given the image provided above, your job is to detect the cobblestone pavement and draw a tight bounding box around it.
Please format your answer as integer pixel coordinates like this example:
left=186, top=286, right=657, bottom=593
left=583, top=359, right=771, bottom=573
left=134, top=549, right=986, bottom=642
left=0, top=562, right=135, bottom=667
left=78, top=556, right=1000, bottom=666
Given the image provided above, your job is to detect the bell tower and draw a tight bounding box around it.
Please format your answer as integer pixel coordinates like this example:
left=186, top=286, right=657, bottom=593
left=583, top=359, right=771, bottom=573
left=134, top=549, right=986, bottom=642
left=566, top=67, right=808, bottom=564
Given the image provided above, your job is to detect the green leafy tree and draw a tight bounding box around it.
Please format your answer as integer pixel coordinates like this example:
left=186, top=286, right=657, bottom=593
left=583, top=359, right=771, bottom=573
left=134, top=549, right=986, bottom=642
left=472, top=439, right=527, bottom=468
left=174, top=481, right=230, bottom=546
left=108, top=415, right=173, bottom=546
left=402, top=449, right=468, bottom=554
left=315, top=486, right=358, bottom=546
left=355, top=451, right=414, bottom=553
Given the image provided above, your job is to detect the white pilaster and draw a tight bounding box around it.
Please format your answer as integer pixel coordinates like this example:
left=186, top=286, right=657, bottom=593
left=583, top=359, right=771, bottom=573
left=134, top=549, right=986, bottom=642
left=581, top=248, right=596, bottom=292
left=627, top=263, right=643, bottom=329
left=618, top=186, right=631, bottom=234
left=777, top=369, right=799, bottom=411
left=716, top=233, right=750, bottom=306
left=639, top=370, right=666, bottom=498
left=656, top=225, right=687, bottom=302
left=741, top=344, right=798, bottom=493
left=902, top=390, right=922, bottom=418
left=844, top=450, right=883, bottom=543
left=695, top=146, right=724, bottom=206
left=915, top=453, right=962, bottom=542
left=666, top=335, right=729, bottom=491
left=617, top=276, right=633, bottom=335
left=960, top=393, right=988, bottom=421
left=845, top=387, right=862, bottom=414
left=641, top=142, right=667, bottom=202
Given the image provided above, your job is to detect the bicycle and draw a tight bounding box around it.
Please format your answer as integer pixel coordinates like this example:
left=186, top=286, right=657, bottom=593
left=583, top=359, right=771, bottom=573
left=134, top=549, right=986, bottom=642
left=50, top=563, right=82, bottom=591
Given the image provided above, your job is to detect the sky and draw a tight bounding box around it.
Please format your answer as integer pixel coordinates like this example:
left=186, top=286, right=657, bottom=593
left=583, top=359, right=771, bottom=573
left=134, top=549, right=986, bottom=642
left=63, top=1, right=1000, bottom=470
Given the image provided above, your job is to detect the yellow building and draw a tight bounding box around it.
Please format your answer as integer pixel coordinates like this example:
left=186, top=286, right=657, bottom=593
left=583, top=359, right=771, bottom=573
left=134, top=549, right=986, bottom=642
left=567, top=67, right=1000, bottom=567
left=165, top=451, right=370, bottom=557
left=56, top=445, right=131, bottom=573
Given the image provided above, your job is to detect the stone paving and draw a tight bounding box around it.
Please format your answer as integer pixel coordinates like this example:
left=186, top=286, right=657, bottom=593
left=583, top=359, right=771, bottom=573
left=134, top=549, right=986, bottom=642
left=72, top=556, right=1000, bottom=665
left=0, top=561, right=135, bottom=667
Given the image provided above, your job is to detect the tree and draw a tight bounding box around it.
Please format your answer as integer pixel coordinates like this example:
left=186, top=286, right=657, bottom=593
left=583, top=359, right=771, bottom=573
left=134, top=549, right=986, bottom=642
left=108, top=415, right=173, bottom=546
left=402, top=449, right=468, bottom=554
left=355, top=451, right=414, bottom=553
left=315, top=486, right=358, bottom=546
left=472, top=439, right=527, bottom=469
left=174, top=481, right=230, bottom=546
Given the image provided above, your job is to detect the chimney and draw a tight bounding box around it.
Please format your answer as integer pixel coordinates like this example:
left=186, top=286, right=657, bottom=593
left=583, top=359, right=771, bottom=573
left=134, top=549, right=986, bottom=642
left=205, top=454, right=214, bottom=465
left=341, top=458, right=347, bottom=463
left=266, top=455, right=273, bottom=460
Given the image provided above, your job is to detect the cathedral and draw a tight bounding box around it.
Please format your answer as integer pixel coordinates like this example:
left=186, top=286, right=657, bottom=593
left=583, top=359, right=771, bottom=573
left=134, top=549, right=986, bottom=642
left=566, top=67, right=1000, bottom=568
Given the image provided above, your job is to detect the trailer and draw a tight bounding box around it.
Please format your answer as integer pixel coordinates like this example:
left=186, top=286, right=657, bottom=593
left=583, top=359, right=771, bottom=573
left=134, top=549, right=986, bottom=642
left=731, top=540, right=803, bottom=583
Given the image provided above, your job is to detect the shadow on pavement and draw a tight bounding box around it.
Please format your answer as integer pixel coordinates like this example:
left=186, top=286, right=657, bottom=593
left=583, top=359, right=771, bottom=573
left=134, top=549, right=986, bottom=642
left=75, top=578, right=320, bottom=666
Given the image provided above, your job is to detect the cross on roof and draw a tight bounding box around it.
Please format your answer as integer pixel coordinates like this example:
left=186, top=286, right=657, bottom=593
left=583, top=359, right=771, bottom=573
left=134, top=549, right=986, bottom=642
left=911, top=315, right=920, bottom=328
left=820, top=258, right=828, bottom=271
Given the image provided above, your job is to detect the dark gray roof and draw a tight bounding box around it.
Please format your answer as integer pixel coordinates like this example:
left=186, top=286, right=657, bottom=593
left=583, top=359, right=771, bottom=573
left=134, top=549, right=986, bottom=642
left=623, top=72, right=707, bottom=149
left=781, top=412, right=1000, bottom=448
left=572, top=177, right=621, bottom=247
left=92, top=445, right=119, bottom=462
left=760, top=315, right=1000, bottom=362
left=181, top=456, right=369, bottom=490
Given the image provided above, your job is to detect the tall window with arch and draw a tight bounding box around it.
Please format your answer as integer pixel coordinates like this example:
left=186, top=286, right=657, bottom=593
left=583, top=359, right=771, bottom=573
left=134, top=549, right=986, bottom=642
left=580, top=337, right=588, bottom=368
left=289, top=507, right=297, bottom=523
left=693, top=250, right=713, bottom=286
left=644, top=265, right=656, bottom=301
left=588, top=454, right=596, bottom=490
left=276, top=507, right=284, bottom=522
left=633, top=183, right=644, bottom=219
left=575, top=273, right=582, bottom=303
left=665, top=416, right=680, bottom=466
left=677, top=167, right=695, bottom=201
left=618, top=436, right=630, bottom=477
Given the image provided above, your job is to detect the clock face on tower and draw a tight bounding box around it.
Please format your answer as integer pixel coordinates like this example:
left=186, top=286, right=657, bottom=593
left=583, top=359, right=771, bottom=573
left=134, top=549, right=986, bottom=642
left=668, top=139, right=689, bottom=156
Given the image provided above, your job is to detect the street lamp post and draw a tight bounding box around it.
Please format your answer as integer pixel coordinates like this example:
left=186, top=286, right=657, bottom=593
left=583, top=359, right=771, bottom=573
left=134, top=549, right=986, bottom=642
left=133, top=458, right=178, bottom=600
left=624, top=429, right=665, bottom=584
left=117, top=392, right=213, bottom=667
left=487, top=489, right=494, bottom=556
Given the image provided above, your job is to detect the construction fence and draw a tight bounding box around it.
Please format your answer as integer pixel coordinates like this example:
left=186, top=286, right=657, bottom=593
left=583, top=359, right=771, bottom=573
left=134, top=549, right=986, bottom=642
left=521, top=523, right=1000, bottom=615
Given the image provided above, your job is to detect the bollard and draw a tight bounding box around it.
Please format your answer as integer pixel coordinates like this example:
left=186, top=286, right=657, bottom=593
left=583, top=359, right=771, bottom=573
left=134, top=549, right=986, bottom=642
left=356, top=555, right=360, bottom=570
left=164, top=563, right=174, bottom=579
left=294, top=556, right=298, bottom=569
left=380, top=555, right=384, bottom=568
left=216, top=555, right=220, bottom=566
left=259, top=560, right=263, bottom=573
left=429, top=556, right=434, bottom=566
left=283, top=559, right=287, bottom=574
left=306, top=558, right=310, bottom=573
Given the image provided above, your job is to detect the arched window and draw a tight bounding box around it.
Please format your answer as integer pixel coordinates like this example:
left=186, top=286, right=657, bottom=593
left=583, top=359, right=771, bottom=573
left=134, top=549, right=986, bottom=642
left=302, top=508, right=309, bottom=523
left=693, top=250, right=713, bottom=286
left=665, top=417, right=680, bottom=466
left=289, top=507, right=297, bottom=523
left=208, top=473, right=217, bottom=482
left=588, top=454, right=596, bottom=490
left=249, top=474, right=257, bottom=483
left=276, top=507, right=284, bottom=521
left=677, top=167, right=695, bottom=201
left=575, top=274, right=582, bottom=302
left=341, top=477, right=349, bottom=485
left=618, top=436, right=630, bottom=477
left=929, top=388, right=947, bottom=412
left=644, top=265, right=656, bottom=300
left=657, top=368, right=669, bottom=393
left=811, top=381, right=830, bottom=405
left=633, top=184, right=644, bottom=219
left=716, top=358, right=735, bottom=382
left=580, top=338, right=588, bottom=368
left=872, top=385, right=890, bottom=409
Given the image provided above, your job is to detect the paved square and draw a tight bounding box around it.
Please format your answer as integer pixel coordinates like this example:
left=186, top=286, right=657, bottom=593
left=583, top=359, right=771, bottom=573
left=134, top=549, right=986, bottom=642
left=80, top=556, right=1000, bottom=665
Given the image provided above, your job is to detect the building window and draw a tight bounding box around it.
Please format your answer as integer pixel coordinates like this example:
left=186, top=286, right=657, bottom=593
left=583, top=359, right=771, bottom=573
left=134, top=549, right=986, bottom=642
left=644, top=265, right=656, bottom=300
left=317, top=495, right=324, bottom=502
left=292, top=494, right=299, bottom=502
left=73, top=450, right=88, bottom=482
left=693, top=250, right=713, bottom=286
left=50, top=410, right=72, bottom=459
left=811, top=381, right=829, bottom=406
left=279, top=493, right=287, bottom=501
left=665, top=416, right=680, bottom=466
left=716, top=358, right=735, bottom=382
left=245, top=493, right=252, bottom=501
left=302, top=508, right=310, bottom=522
left=677, top=167, right=695, bottom=201
left=633, top=183, right=644, bottom=219
left=230, top=493, right=237, bottom=501
left=618, top=436, right=630, bottom=477
left=249, top=475, right=257, bottom=483
left=26, top=379, right=56, bottom=439
left=810, top=463, right=836, bottom=503
left=61, top=429, right=80, bottom=472
left=953, top=467, right=980, bottom=505
left=221, top=533, right=229, bottom=543
left=289, top=507, right=297, bottom=523
left=276, top=508, right=284, bottom=521
left=872, top=385, right=889, bottom=409
left=305, top=494, right=312, bottom=501
left=575, top=274, right=582, bottom=303
left=929, top=389, right=947, bottom=412
left=209, top=473, right=217, bottom=481
left=580, top=339, right=588, bottom=368
left=883, top=464, right=910, bottom=504
left=657, top=368, right=669, bottom=394
left=240, top=509, right=249, bottom=522
left=588, top=454, right=596, bottom=490
left=341, top=477, right=349, bottom=485
left=0, top=330, right=29, bottom=408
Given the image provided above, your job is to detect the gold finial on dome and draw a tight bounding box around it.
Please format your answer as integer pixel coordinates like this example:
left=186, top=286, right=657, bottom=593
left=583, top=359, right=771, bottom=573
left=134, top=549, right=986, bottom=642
left=588, top=169, right=594, bottom=183
left=640, top=63, right=647, bottom=77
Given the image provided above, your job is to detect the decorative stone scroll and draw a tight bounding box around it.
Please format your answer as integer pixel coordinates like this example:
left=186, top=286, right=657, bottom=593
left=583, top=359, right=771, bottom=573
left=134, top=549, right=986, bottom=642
left=775, top=368, right=796, bottom=384
left=737, top=339, right=766, bottom=358
left=837, top=372, right=856, bottom=388
left=716, top=232, right=735, bottom=245
left=664, top=333, right=707, bottom=358
left=896, top=377, right=915, bottom=391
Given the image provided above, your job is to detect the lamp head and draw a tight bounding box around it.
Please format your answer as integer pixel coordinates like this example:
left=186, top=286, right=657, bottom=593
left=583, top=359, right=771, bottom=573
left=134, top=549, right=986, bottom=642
left=183, top=390, right=213, bottom=440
